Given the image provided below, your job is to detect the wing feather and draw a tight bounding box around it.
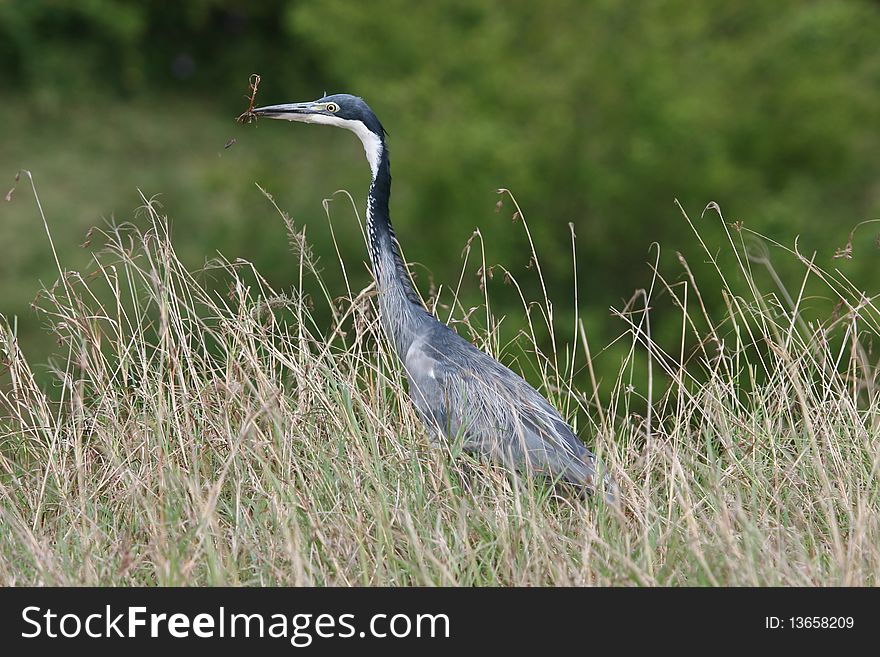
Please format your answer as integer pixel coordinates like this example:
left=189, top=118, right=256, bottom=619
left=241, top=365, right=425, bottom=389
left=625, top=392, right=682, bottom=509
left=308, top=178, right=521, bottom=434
left=403, top=325, right=601, bottom=488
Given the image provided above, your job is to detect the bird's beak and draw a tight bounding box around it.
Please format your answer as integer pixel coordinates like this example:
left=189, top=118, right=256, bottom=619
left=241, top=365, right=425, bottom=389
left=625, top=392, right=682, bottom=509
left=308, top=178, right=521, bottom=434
left=251, top=101, right=323, bottom=121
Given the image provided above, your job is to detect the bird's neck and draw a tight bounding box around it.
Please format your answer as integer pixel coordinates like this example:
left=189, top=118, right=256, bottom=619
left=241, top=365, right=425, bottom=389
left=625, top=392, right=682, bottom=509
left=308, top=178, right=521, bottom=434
left=365, top=140, right=428, bottom=352
left=365, top=142, right=418, bottom=300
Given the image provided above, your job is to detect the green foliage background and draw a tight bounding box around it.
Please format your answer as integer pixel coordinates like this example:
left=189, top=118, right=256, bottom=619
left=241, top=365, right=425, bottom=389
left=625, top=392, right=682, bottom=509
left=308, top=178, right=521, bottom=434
left=2, top=0, right=879, bottom=391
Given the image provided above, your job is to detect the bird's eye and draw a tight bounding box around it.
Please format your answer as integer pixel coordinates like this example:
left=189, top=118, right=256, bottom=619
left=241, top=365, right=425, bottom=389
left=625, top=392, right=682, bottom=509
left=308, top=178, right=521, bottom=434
left=326, top=103, right=339, bottom=113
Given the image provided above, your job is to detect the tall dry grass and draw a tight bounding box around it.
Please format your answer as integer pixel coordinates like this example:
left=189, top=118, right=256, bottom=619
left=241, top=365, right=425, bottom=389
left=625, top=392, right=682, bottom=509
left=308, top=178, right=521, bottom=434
left=1, top=177, right=878, bottom=585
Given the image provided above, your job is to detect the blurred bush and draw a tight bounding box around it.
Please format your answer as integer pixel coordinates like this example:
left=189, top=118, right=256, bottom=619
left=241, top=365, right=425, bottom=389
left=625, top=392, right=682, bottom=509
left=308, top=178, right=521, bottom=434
left=0, top=1, right=319, bottom=98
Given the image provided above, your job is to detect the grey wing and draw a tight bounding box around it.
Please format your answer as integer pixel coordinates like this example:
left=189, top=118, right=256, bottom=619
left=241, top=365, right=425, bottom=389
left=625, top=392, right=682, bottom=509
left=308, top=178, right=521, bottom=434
left=403, top=330, right=606, bottom=492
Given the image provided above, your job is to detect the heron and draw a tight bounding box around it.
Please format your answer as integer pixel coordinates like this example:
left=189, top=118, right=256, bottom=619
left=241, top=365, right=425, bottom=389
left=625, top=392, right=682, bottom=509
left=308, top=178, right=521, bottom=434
left=251, top=94, right=617, bottom=503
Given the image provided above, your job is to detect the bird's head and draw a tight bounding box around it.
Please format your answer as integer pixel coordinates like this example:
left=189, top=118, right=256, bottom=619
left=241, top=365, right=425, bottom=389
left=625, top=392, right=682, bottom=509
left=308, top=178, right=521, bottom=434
left=252, top=93, right=386, bottom=176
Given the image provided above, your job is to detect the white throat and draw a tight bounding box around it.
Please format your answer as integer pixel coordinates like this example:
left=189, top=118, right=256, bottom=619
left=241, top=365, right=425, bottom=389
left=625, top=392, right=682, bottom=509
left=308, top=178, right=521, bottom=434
left=288, top=113, right=383, bottom=178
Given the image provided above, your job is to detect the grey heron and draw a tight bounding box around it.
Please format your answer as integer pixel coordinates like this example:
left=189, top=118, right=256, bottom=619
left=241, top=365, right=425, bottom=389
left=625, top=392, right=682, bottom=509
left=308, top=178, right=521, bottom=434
left=251, top=94, right=617, bottom=504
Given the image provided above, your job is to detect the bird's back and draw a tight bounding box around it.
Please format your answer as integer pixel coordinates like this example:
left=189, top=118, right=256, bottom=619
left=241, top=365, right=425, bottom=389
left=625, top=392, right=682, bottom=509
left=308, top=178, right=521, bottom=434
left=403, top=317, right=614, bottom=500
